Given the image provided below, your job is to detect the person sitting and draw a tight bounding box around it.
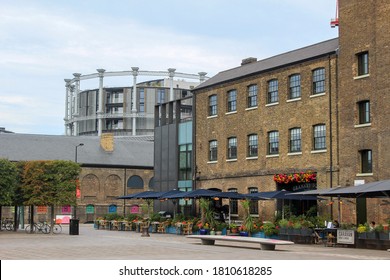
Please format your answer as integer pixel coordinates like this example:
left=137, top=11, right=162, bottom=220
left=369, top=221, right=376, bottom=231
left=332, top=220, right=339, bottom=228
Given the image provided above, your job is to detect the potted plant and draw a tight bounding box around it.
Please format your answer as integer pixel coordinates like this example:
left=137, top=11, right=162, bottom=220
left=357, top=223, right=369, bottom=239
left=229, top=223, right=238, bottom=234
left=278, top=219, right=288, bottom=235
left=262, top=222, right=278, bottom=237
left=375, top=224, right=389, bottom=240
left=240, top=200, right=254, bottom=236
left=215, top=222, right=226, bottom=235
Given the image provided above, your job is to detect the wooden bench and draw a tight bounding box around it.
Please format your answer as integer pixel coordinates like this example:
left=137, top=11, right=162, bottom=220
left=186, top=235, right=294, bottom=251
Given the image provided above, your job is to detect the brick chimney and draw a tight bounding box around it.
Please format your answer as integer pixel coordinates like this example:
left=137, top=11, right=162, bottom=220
left=241, top=57, right=257, bottom=66
left=100, top=133, right=114, bottom=152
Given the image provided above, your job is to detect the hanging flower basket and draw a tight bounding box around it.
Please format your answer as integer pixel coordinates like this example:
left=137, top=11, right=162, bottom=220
left=273, top=172, right=316, bottom=184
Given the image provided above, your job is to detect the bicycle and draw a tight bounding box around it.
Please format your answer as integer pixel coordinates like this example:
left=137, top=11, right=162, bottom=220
left=25, top=222, right=50, bottom=234
left=1, top=219, right=14, bottom=231
left=51, top=223, right=62, bottom=234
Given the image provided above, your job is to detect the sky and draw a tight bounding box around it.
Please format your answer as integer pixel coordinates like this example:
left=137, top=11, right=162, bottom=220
left=0, top=0, right=338, bottom=135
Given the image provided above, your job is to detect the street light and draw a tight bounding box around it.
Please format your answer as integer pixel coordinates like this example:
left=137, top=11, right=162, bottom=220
left=75, top=143, right=84, bottom=163
left=73, top=143, right=84, bottom=220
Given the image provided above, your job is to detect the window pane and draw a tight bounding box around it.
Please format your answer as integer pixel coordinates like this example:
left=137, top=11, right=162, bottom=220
left=227, top=90, right=237, bottom=112
left=289, top=74, right=301, bottom=99
left=359, top=101, right=370, bottom=124
left=209, top=140, right=218, bottom=161
left=268, top=131, right=279, bottom=154
left=248, top=134, right=258, bottom=157
left=228, top=188, right=238, bottom=214
left=312, top=68, right=325, bottom=94
left=247, top=85, right=258, bottom=107
left=314, top=125, right=326, bottom=150
left=358, top=52, right=369, bottom=76
left=361, top=150, right=372, bottom=173
left=290, top=128, right=301, bottom=152
left=248, top=187, right=258, bottom=214
left=267, top=80, right=278, bottom=103
left=209, top=95, right=217, bottom=116
left=228, top=137, right=237, bottom=159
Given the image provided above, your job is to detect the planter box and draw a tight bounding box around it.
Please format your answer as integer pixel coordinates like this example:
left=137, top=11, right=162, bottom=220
left=251, top=232, right=265, bottom=238
left=379, top=232, right=389, bottom=240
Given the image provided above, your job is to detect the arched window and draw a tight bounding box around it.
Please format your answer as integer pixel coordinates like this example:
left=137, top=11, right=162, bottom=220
left=149, top=177, right=155, bottom=189
left=127, top=175, right=144, bottom=189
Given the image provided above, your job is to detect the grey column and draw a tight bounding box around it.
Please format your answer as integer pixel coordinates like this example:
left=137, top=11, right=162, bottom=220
left=198, top=72, right=207, bottom=84
left=64, top=79, right=72, bottom=136
left=131, top=67, right=139, bottom=136
left=97, top=69, right=106, bottom=136
left=168, top=68, right=176, bottom=101
left=73, top=73, right=81, bottom=136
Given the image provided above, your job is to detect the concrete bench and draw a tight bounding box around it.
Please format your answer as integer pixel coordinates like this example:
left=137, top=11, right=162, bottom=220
left=187, top=235, right=294, bottom=251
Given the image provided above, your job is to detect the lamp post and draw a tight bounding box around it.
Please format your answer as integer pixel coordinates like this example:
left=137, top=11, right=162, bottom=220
left=73, top=143, right=84, bottom=219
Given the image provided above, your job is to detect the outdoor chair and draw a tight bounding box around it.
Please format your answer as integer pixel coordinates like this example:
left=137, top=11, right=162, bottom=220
left=182, top=222, right=193, bottom=235
left=157, top=222, right=167, bottom=233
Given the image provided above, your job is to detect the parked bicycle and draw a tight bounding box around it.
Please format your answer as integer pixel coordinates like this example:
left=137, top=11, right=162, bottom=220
left=25, top=221, right=63, bottom=234
left=1, top=218, right=14, bottom=231
left=25, top=222, right=50, bottom=234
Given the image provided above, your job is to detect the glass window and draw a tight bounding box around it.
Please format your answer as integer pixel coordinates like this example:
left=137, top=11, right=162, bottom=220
left=313, top=124, right=326, bottom=150
left=227, top=90, right=237, bottom=112
left=248, top=187, right=259, bottom=215
left=358, top=52, right=369, bottom=76
left=312, top=68, right=325, bottom=94
left=267, top=79, right=278, bottom=104
left=268, top=131, right=279, bottom=155
left=209, top=95, right=217, bottom=116
left=289, top=127, right=302, bottom=152
left=247, top=85, right=258, bottom=108
left=228, top=188, right=238, bottom=215
left=247, top=134, right=258, bottom=157
left=227, top=137, right=237, bottom=159
left=157, top=89, right=165, bottom=104
left=127, top=175, right=144, bottom=189
left=358, top=100, right=370, bottom=124
left=289, top=74, right=301, bottom=99
left=179, top=144, right=192, bottom=180
left=209, top=140, right=218, bottom=161
left=361, top=149, right=372, bottom=173
left=139, top=89, right=145, bottom=112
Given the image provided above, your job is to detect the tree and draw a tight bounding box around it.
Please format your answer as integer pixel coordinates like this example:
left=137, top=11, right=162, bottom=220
left=20, top=160, right=81, bottom=233
left=0, top=159, right=19, bottom=206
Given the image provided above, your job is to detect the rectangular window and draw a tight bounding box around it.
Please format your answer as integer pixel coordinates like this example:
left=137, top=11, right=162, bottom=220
left=247, top=85, right=258, bottom=108
left=227, top=90, right=237, bottom=112
left=247, top=134, right=258, bottom=157
left=228, top=188, right=238, bottom=215
left=267, top=79, right=278, bottom=104
left=289, top=74, right=301, bottom=99
left=157, top=89, right=165, bottom=104
left=179, top=144, right=192, bottom=180
left=313, top=124, right=326, bottom=150
left=361, top=149, right=372, bottom=173
left=312, top=68, right=325, bottom=94
left=139, top=89, right=145, bottom=112
left=268, top=131, right=279, bottom=155
left=289, top=128, right=302, bottom=152
left=358, top=100, right=370, bottom=124
left=248, top=187, right=259, bottom=215
left=209, top=95, right=217, bottom=116
left=209, top=140, right=218, bottom=161
left=358, top=52, right=369, bottom=76
left=227, top=137, right=237, bottom=159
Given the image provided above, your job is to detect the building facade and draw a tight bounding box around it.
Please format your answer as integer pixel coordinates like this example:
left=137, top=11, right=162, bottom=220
left=64, top=68, right=207, bottom=137
left=192, top=0, right=390, bottom=224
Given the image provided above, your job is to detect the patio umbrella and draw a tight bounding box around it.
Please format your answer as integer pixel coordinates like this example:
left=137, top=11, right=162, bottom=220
left=117, top=191, right=160, bottom=199
left=161, top=189, right=221, bottom=199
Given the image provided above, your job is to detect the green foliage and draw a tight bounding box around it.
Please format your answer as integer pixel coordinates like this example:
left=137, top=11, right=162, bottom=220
left=0, top=159, right=19, bottom=205
left=20, top=160, right=81, bottom=206
left=240, top=199, right=254, bottom=233
left=125, top=213, right=141, bottom=221
left=199, top=198, right=216, bottom=228
left=262, top=222, right=278, bottom=236
left=104, top=213, right=123, bottom=221
left=357, top=223, right=369, bottom=233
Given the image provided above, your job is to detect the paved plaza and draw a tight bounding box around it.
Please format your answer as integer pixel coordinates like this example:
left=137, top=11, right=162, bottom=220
left=0, top=224, right=389, bottom=260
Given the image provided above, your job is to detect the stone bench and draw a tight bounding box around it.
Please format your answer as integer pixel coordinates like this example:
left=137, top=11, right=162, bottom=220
left=186, top=235, right=294, bottom=251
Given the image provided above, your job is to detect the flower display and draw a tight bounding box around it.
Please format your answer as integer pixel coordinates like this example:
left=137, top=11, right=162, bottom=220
left=273, top=171, right=316, bottom=184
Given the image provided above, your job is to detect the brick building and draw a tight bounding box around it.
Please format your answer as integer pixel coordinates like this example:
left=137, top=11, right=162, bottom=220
left=192, top=0, right=390, bottom=224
